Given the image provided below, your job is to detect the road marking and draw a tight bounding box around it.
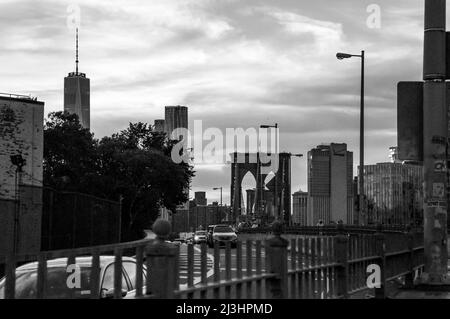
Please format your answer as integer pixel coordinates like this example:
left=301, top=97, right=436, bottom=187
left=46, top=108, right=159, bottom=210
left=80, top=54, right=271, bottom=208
left=178, top=245, right=215, bottom=286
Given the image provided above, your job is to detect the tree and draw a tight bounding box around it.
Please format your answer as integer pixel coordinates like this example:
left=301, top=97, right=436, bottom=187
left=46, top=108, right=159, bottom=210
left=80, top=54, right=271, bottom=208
left=43, top=113, right=194, bottom=241
left=43, top=112, right=98, bottom=192
left=97, top=124, right=194, bottom=240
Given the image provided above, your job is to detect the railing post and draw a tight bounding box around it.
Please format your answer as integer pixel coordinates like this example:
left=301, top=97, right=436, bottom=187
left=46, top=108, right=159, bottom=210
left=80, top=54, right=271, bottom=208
left=145, top=219, right=179, bottom=299
left=404, top=226, right=415, bottom=288
left=335, top=223, right=349, bottom=298
left=266, top=221, right=288, bottom=299
left=374, top=224, right=387, bottom=299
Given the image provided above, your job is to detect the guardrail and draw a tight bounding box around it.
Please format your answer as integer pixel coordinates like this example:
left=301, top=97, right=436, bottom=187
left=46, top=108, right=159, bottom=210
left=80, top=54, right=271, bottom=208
left=168, top=223, right=424, bottom=299
left=238, top=224, right=417, bottom=236
left=0, top=221, right=424, bottom=299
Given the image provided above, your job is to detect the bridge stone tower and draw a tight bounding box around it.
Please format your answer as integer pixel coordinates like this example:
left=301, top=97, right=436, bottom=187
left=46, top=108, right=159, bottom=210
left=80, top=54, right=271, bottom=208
left=230, top=152, right=292, bottom=225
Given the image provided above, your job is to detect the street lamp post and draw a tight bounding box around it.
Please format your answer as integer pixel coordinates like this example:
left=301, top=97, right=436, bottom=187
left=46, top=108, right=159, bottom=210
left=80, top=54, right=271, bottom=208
left=337, top=51, right=365, bottom=225
left=260, top=123, right=279, bottom=221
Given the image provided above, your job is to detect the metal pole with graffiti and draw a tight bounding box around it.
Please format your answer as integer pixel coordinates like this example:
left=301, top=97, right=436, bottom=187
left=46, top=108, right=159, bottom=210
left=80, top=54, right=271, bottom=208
left=422, top=0, right=449, bottom=284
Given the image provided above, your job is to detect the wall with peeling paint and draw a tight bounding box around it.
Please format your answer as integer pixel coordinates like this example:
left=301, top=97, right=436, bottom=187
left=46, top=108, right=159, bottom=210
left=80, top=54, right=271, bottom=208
left=0, top=96, right=44, bottom=255
left=0, top=97, right=44, bottom=199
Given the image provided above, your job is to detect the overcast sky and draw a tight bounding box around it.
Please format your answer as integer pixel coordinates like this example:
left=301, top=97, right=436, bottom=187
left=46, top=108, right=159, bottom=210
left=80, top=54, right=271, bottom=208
left=0, top=0, right=431, bottom=205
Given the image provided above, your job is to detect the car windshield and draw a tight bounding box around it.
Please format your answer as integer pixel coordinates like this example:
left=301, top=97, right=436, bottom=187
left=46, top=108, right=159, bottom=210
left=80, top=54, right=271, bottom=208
left=0, top=266, right=93, bottom=299
left=195, top=231, right=206, bottom=235
left=214, top=226, right=233, bottom=233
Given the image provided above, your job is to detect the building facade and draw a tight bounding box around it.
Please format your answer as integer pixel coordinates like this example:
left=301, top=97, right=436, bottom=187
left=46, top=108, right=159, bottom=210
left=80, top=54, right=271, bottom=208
left=165, top=106, right=190, bottom=214
left=307, top=143, right=354, bottom=225
left=0, top=95, right=44, bottom=199
left=389, top=146, right=402, bottom=164
left=172, top=204, right=229, bottom=233
left=64, top=73, right=90, bottom=129
left=0, top=94, right=44, bottom=255
left=292, top=190, right=308, bottom=225
left=164, top=105, right=188, bottom=139
left=363, top=162, right=423, bottom=226
left=194, top=191, right=207, bottom=206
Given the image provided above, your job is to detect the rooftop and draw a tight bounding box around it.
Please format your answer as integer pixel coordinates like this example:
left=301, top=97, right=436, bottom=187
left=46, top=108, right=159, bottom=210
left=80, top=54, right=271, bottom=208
left=66, top=72, right=87, bottom=78
left=0, top=93, right=44, bottom=105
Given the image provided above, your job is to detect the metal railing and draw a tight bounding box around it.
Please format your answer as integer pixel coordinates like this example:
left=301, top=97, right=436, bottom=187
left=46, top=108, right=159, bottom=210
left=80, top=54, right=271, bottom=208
left=174, top=240, right=274, bottom=299
left=0, top=221, right=424, bottom=299
left=238, top=224, right=417, bottom=236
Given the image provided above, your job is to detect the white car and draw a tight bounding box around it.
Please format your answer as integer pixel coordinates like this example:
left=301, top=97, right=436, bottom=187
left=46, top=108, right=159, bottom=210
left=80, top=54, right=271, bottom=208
left=0, top=256, right=147, bottom=299
left=209, top=225, right=238, bottom=248
left=193, top=230, right=207, bottom=244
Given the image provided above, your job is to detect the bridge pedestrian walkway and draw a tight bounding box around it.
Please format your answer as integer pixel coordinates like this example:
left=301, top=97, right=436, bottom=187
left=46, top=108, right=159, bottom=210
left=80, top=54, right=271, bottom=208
left=390, top=235, right=450, bottom=299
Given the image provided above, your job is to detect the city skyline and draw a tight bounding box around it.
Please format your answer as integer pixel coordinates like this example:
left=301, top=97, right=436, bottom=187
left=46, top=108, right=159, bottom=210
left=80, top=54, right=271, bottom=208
left=0, top=0, right=449, bottom=301
left=0, top=0, right=428, bottom=203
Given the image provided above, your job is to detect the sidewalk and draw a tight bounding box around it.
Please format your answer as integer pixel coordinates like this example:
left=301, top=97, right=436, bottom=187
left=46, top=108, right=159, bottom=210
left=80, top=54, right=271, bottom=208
left=391, top=236, right=450, bottom=299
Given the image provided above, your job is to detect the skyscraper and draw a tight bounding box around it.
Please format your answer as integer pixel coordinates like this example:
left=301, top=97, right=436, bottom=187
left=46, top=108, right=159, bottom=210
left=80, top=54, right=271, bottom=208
left=164, top=105, right=188, bottom=139
left=307, top=143, right=354, bottom=225
left=64, top=29, right=90, bottom=129
left=292, top=190, right=308, bottom=225
left=164, top=106, right=189, bottom=213
left=362, top=148, right=423, bottom=226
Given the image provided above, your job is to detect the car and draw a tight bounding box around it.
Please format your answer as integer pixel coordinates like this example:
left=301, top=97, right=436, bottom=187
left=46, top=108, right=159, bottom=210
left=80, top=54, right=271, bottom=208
left=193, top=230, right=207, bottom=244
left=184, top=232, right=194, bottom=243
left=0, top=256, right=147, bottom=299
left=172, top=238, right=185, bottom=245
left=209, top=225, right=238, bottom=248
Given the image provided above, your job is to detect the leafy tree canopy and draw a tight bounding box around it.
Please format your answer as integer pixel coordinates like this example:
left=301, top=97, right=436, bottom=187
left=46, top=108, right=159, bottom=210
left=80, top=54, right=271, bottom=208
left=44, top=112, right=194, bottom=241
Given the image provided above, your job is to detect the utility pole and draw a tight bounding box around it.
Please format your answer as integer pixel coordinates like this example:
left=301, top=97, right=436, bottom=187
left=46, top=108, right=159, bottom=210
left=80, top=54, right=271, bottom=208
left=422, top=0, right=449, bottom=284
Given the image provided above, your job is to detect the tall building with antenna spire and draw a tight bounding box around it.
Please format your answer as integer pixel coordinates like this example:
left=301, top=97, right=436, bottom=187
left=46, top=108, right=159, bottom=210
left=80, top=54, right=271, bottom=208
left=64, top=28, right=90, bottom=129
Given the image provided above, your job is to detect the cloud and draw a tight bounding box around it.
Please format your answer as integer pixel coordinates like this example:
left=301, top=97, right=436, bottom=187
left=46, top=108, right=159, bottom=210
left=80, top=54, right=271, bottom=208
left=264, top=8, right=344, bottom=54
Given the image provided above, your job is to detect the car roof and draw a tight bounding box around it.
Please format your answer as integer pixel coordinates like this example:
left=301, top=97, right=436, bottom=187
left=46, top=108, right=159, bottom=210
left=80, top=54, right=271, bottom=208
left=213, top=225, right=234, bottom=231
left=16, top=256, right=137, bottom=272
